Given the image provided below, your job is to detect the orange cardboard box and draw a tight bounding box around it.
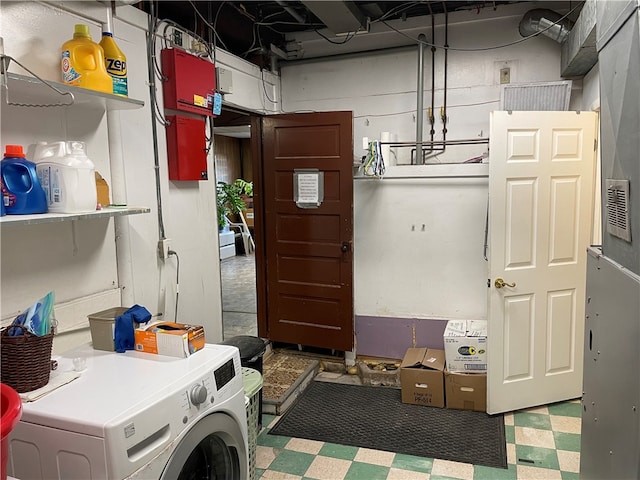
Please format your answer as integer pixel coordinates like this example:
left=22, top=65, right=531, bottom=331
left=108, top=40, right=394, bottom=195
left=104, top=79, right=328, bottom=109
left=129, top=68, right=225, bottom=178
left=134, top=321, right=205, bottom=358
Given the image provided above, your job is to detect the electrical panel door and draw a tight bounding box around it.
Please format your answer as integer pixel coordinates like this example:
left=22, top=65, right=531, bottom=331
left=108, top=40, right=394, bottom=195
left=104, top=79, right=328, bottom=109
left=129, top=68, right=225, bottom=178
left=161, top=48, right=216, bottom=117
left=165, top=115, right=208, bottom=181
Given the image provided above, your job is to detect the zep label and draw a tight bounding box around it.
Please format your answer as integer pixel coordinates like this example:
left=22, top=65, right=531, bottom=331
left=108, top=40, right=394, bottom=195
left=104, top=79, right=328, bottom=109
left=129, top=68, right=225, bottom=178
left=105, top=57, right=127, bottom=96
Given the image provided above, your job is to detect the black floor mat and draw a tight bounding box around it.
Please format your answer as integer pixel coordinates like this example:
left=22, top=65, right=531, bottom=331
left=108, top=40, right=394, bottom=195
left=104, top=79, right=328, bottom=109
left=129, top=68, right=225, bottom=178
left=269, top=381, right=507, bottom=469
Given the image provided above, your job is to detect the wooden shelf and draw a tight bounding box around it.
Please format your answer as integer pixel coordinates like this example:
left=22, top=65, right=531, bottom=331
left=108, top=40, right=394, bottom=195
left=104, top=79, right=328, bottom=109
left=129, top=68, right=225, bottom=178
left=3, top=72, right=145, bottom=111
left=0, top=206, right=150, bottom=226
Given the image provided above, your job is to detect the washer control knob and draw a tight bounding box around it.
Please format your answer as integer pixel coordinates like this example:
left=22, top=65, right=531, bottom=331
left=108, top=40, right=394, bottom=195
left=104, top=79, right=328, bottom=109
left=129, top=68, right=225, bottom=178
left=190, top=384, right=208, bottom=406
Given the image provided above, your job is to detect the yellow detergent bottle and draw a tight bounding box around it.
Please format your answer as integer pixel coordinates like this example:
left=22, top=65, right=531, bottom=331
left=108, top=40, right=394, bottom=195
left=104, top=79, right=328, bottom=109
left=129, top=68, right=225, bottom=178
left=61, top=24, right=113, bottom=94
left=99, top=30, right=128, bottom=97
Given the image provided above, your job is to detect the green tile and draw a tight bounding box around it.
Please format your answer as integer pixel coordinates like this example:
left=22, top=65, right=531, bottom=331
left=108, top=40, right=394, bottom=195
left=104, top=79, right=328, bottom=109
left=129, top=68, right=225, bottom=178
left=262, top=413, right=277, bottom=428
left=318, top=442, right=359, bottom=461
left=256, top=467, right=265, bottom=478
left=267, top=449, right=315, bottom=476
left=553, top=432, right=581, bottom=452
left=474, top=464, right=517, bottom=480
left=548, top=401, right=583, bottom=418
left=344, top=461, right=389, bottom=480
left=561, top=472, right=580, bottom=480
left=513, top=412, right=552, bottom=430
left=505, top=425, right=515, bottom=444
left=515, top=445, right=560, bottom=470
left=257, top=429, right=291, bottom=448
left=391, top=453, right=433, bottom=473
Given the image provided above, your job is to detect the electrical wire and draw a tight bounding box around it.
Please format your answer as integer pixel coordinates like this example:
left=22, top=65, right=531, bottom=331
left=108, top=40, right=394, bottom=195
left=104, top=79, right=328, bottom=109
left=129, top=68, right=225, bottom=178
left=380, top=2, right=582, bottom=52
left=168, top=250, right=180, bottom=322
left=188, top=0, right=229, bottom=52
left=260, top=69, right=277, bottom=107
left=371, top=2, right=420, bottom=23
left=352, top=99, right=499, bottom=120
left=314, top=29, right=356, bottom=45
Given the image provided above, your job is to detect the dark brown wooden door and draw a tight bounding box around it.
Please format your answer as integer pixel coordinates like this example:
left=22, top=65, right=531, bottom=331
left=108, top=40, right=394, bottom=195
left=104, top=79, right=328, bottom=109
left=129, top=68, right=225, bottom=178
left=258, top=111, right=353, bottom=351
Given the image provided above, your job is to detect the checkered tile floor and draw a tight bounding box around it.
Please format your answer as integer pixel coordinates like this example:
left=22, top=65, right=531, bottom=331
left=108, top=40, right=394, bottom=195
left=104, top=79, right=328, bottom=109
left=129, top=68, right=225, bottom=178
left=256, top=399, right=582, bottom=479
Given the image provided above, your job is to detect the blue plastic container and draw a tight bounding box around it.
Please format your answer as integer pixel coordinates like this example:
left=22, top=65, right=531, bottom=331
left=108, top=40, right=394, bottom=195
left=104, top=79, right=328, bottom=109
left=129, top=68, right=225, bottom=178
left=1, top=145, right=48, bottom=215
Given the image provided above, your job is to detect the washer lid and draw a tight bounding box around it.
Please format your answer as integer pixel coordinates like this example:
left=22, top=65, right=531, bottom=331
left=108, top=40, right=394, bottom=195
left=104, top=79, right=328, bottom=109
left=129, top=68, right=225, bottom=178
left=19, top=343, right=240, bottom=435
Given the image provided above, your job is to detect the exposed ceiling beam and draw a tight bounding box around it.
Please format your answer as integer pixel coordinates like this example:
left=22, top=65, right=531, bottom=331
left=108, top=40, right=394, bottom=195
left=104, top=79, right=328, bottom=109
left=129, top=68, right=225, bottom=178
left=301, top=1, right=368, bottom=34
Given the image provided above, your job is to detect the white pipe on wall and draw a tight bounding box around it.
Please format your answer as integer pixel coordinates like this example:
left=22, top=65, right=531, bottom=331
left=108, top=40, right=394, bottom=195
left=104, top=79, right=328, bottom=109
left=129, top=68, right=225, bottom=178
left=107, top=110, right=135, bottom=307
left=416, top=34, right=426, bottom=165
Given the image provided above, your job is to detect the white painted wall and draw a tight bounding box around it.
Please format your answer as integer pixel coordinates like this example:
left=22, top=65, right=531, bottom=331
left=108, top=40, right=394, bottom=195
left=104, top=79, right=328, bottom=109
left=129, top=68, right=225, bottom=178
left=280, top=3, right=578, bottom=322
left=0, top=1, right=278, bottom=352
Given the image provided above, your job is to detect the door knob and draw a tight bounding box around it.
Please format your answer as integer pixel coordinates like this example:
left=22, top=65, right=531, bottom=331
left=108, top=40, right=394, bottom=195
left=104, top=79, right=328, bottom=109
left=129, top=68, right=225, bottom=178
left=341, top=242, right=349, bottom=253
left=495, top=278, right=516, bottom=289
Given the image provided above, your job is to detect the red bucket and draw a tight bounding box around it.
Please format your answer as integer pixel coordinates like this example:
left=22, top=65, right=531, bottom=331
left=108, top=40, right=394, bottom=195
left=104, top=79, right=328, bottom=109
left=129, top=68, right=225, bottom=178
left=1, top=383, right=21, bottom=480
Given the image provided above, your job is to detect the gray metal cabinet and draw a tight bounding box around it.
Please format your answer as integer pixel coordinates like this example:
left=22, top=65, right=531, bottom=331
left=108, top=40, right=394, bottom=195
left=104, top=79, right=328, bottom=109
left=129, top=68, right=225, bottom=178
left=581, top=248, right=640, bottom=479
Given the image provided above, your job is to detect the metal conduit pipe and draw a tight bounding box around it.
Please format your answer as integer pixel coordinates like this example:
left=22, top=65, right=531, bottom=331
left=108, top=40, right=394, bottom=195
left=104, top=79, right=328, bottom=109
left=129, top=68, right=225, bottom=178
left=429, top=12, right=436, bottom=148
left=519, top=9, right=574, bottom=43
left=442, top=7, right=448, bottom=146
left=416, top=34, right=426, bottom=165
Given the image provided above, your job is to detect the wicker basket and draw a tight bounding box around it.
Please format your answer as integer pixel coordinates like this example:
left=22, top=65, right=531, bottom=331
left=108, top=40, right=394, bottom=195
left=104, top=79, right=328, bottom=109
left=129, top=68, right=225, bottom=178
left=1, top=325, right=54, bottom=393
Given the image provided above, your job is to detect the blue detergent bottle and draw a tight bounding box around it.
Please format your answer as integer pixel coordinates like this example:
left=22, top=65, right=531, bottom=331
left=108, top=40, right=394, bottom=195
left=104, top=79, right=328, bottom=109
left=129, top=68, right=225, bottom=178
left=1, top=145, right=48, bottom=214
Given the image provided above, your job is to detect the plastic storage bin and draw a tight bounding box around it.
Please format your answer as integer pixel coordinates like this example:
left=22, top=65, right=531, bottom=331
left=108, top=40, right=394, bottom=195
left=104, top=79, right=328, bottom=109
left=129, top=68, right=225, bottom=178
left=221, top=336, right=267, bottom=429
left=242, top=367, right=263, bottom=480
left=1, top=383, right=22, bottom=480
left=88, top=307, right=129, bottom=351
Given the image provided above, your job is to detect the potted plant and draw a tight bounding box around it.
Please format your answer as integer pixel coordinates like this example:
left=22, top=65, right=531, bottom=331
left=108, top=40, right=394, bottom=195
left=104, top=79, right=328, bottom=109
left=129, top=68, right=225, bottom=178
left=216, top=179, right=253, bottom=230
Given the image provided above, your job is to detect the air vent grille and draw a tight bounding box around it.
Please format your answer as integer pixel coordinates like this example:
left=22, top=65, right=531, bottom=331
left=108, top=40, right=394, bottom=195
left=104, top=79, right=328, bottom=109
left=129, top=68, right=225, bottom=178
left=605, top=179, right=631, bottom=242
left=500, top=80, right=573, bottom=111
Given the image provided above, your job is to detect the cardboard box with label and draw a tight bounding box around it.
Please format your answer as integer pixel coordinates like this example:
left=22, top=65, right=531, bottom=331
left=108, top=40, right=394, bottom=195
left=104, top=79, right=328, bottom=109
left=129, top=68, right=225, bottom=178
left=134, top=321, right=205, bottom=358
left=443, top=319, right=487, bottom=373
left=445, top=369, right=487, bottom=412
left=400, top=348, right=446, bottom=407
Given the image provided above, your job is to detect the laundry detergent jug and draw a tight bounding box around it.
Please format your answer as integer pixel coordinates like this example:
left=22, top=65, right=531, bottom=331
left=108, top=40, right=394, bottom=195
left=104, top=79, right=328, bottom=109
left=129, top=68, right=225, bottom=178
left=34, top=141, right=97, bottom=213
left=1, top=145, right=48, bottom=215
left=61, top=24, right=113, bottom=94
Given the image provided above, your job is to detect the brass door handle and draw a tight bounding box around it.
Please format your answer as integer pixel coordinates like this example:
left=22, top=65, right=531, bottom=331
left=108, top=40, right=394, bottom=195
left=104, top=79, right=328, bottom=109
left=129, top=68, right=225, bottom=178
left=495, top=278, right=516, bottom=289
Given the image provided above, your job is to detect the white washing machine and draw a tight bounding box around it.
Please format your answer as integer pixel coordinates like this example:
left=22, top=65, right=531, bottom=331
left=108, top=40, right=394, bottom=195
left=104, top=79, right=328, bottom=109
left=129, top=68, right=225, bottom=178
left=7, top=343, right=248, bottom=479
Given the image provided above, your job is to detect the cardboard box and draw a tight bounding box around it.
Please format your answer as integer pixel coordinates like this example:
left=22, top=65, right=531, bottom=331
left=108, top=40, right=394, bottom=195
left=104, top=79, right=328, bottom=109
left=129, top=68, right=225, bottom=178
left=244, top=208, right=254, bottom=227
left=134, top=321, right=205, bottom=358
left=445, top=369, right=487, bottom=412
left=400, top=348, right=446, bottom=407
left=95, top=171, right=110, bottom=206
left=443, top=320, right=487, bottom=372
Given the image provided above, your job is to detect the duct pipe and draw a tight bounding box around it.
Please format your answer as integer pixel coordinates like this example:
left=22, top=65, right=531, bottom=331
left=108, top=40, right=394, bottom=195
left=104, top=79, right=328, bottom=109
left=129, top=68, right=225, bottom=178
left=276, top=1, right=306, bottom=24
left=416, top=34, right=426, bottom=165
left=519, top=9, right=574, bottom=43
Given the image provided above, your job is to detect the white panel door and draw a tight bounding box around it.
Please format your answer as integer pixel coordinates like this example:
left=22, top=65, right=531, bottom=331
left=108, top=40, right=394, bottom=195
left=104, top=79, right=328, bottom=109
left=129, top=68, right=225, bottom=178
left=487, top=111, right=597, bottom=414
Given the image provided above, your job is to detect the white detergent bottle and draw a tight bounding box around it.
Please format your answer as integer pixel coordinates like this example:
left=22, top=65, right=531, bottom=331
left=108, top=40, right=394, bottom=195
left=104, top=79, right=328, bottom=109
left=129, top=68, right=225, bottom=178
left=34, top=141, right=97, bottom=213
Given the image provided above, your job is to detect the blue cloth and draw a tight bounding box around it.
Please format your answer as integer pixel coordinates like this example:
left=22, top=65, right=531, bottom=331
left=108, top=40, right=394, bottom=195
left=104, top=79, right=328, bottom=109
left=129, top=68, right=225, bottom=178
left=114, top=304, right=152, bottom=353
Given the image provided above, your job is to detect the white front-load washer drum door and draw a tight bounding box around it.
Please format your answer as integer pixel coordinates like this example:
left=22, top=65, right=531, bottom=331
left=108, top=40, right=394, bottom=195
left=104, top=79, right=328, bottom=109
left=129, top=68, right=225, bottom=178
left=160, top=413, right=248, bottom=480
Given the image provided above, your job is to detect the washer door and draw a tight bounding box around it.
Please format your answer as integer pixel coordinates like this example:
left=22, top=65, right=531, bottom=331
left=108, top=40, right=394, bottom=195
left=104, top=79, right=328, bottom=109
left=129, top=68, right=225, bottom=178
left=160, top=413, right=247, bottom=480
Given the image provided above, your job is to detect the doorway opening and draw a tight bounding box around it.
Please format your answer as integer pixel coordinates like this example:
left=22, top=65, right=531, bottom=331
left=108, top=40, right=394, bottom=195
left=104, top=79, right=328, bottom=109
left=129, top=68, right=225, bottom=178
left=214, top=108, right=257, bottom=341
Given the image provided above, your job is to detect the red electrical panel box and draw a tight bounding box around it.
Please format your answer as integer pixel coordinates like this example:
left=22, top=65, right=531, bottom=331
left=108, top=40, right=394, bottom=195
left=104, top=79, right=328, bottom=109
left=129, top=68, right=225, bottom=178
left=161, top=48, right=216, bottom=117
left=165, top=115, right=208, bottom=181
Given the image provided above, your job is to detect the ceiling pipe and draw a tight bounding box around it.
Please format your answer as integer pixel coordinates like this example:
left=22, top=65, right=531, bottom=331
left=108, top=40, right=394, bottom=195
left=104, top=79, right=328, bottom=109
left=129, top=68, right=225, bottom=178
left=276, top=0, right=306, bottom=24
left=519, top=9, right=574, bottom=43
left=416, top=34, right=426, bottom=165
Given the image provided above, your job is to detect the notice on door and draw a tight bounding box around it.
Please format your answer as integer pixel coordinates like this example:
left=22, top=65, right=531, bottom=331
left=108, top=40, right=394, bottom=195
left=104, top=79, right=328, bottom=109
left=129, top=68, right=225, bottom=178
left=294, top=169, right=324, bottom=208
